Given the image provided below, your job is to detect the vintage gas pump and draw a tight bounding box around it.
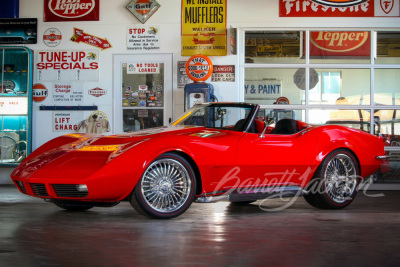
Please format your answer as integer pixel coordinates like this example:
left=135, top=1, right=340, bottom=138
left=184, top=55, right=216, bottom=111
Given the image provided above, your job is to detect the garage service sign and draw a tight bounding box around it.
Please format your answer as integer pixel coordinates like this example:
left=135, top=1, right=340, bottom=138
left=52, top=83, right=84, bottom=103
left=245, top=80, right=282, bottom=100
left=44, top=0, right=100, bottom=21
left=181, top=0, right=227, bottom=56
left=127, top=26, right=160, bottom=51
left=53, top=112, right=83, bottom=132
left=36, top=50, right=99, bottom=82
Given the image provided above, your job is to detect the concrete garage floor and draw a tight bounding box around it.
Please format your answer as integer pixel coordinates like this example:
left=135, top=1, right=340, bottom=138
left=1, top=185, right=400, bottom=267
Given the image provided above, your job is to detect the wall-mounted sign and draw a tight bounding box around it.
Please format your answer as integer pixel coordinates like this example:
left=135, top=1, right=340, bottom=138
left=52, top=83, right=84, bottom=103
left=177, top=61, right=191, bottom=88
left=185, top=54, right=213, bottom=82
left=211, top=65, right=235, bottom=82
left=127, top=63, right=160, bottom=74
left=0, top=18, right=37, bottom=44
left=127, top=26, right=160, bottom=51
left=36, top=50, right=99, bottom=82
left=43, top=28, right=62, bottom=47
left=89, top=87, right=107, bottom=97
left=53, top=112, right=83, bottom=132
left=126, top=0, right=160, bottom=24
left=0, top=97, right=28, bottom=115
left=245, top=80, right=282, bottom=100
left=280, top=0, right=400, bottom=17
left=44, top=0, right=100, bottom=21
left=70, top=28, right=112, bottom=50
left=181, top=0, right=227, bottom=56
left=308, top=31, right=370, bottom=57
left=32, top=83, right=49, bottom=102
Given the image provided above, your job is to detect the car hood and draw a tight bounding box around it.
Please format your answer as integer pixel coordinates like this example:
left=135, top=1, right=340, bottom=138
left=12, top=125, right=227, bottom=179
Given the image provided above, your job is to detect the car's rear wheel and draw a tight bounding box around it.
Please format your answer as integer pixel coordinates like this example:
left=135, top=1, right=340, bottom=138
left=304, top=149, right=359, bottom=209
left=52, top=200, right=94, bottom=211
left=130, top=153, right=196, bottom=219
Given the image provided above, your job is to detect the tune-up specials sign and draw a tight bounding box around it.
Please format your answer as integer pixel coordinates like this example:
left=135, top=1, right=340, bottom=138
left=36, top=50, right=99, bottom=82
left=181, top=0, right=227, bottom=56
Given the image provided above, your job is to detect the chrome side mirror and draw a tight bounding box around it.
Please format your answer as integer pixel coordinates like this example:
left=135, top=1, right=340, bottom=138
left=259, top=117, right=274, bottom=139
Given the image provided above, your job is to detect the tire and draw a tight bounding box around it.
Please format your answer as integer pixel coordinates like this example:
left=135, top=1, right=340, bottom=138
left=304, top=149, right=359, bottom=209
left=53, top=200, right=94, bottom=211
left=130, top=153, right=196, bottom=219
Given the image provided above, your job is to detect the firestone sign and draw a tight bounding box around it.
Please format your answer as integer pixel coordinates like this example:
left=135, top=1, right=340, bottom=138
left=280, top=0, right=400, bottom=17
left=44, top=0, right=100, bottom=22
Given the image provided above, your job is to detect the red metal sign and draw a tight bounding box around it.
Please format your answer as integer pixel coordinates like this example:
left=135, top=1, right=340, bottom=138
left=70, top=28, right=112, bottom=50
left=309, top=31, right=371, bottom=57
left=280, top=0, right=400, bottom=17
left=381, top=0, right=394, bottom=13
left=44, top=0, right=99, bottom=22
left=312, top=0, right=368, bottom=6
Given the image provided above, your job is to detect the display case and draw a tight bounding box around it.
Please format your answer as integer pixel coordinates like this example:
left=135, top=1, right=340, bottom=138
left=0, top=46, right=32, bottom=164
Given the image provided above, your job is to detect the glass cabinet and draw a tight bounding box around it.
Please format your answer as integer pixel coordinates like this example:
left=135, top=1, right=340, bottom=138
left=0, top=46, right=32, bottom=165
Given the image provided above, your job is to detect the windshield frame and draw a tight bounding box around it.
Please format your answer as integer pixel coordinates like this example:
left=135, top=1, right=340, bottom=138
left=171, top=102, right=260, bottom=132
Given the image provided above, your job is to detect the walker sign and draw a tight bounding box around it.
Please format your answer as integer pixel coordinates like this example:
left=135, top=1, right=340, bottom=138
left=36, top=50, right=99, bottom=82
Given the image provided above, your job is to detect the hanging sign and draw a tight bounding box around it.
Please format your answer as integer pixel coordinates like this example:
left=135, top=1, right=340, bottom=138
left=127, top=26, right=160, bottom=51
left=181, top=0, right=227, bottom=56
left=185, top=54, right=213, bottom=82
left=36, top=50, right=99, bottom=82
left=44, top=0, right=100, bottom=21
left=126, top=0, right=160, bottom=24
left=279, top=0, right=400, bottom=17
left=70, top=28, right=112, bottom=50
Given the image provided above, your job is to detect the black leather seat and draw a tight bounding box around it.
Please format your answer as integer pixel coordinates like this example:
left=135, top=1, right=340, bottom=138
left=233, top=119, right=257, bottom=133
left=270, top=119, right=298, bottom=135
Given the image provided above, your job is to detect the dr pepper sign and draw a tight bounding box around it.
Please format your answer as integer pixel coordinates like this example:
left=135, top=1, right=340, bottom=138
left=185, top=54, right=213, bottom=82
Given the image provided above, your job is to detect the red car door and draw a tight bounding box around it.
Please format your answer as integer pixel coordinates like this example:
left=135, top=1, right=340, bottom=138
left=236, top=131, right=319, bottom=190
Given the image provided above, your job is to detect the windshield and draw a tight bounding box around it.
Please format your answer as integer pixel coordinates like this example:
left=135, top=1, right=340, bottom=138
left=172, top=103, right=258, bottom=132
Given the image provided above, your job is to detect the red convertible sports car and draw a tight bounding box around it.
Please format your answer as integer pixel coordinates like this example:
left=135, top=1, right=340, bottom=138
left=11, top=103, right=387, bottom=218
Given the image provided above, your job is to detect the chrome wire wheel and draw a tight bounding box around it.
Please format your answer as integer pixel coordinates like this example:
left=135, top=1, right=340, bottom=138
left=324, top=153, right=358, bottom=204
left=140, top=158, right=192, bottom=214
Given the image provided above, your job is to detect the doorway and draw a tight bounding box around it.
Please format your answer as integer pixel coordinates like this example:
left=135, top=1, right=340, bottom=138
left=113, top=54, right=173, bottom=133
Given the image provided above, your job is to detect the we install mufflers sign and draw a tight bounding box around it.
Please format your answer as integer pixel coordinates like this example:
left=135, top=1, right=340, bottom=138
left=181, top=0, right=227, bottom=56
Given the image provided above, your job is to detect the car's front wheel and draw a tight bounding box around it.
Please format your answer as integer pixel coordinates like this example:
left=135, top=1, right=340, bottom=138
left=130, top=153, right=196, bottom=219
left=304, top=149, right=360, bottom=209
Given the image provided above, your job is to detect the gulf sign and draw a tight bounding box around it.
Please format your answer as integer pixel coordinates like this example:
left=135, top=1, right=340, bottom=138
left=32, top=83, right=49, bottom=102
left=309, top=31, right=370, bottom=57
left=44, top=0, right=99, bottom=22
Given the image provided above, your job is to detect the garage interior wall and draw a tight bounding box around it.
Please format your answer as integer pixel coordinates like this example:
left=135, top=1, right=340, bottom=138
left=0, top=0, right=399, bottom=184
